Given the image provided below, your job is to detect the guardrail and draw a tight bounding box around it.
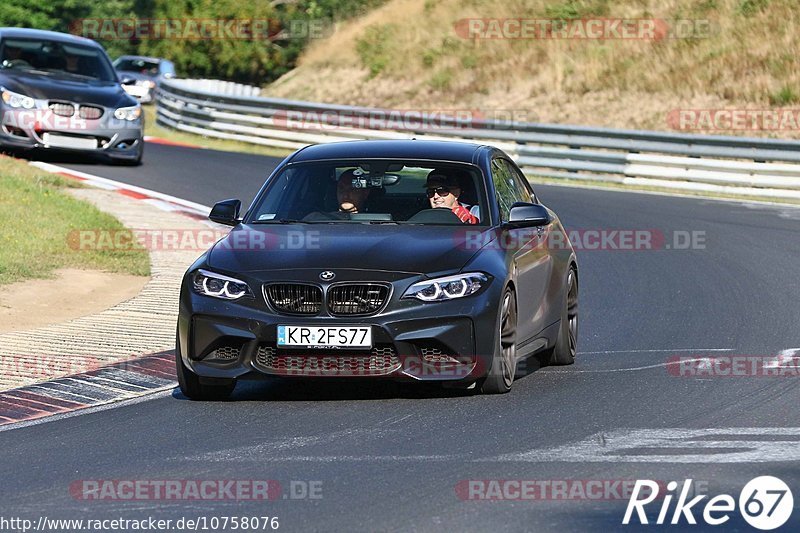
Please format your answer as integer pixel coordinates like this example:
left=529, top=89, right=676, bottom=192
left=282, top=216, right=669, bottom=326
left=156, top=78, right=800, bottom=200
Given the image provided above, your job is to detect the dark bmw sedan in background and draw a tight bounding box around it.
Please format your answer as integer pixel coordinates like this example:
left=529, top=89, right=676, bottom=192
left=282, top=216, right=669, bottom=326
left=0, top=28, right=143, bottom=164
left=177, top=140, right=578, bottom=399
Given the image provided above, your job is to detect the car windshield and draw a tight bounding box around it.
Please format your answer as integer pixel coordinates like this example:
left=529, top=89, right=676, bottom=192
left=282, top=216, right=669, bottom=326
left=0, top=38, right=116, bottom=81
left=248, top=160, right=488, bottom=225
left=114, top=58, right=160, bottom=76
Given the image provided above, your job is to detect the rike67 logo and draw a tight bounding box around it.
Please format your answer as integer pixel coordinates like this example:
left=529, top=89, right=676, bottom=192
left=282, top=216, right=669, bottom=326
left=623, top=476, right=793, bottom=530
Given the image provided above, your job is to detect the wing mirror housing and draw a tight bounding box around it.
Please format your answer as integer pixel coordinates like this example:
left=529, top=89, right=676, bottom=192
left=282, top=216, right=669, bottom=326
left=209, top=199, right=242, bottom=226
left=506, top=203, right=552, bottom=228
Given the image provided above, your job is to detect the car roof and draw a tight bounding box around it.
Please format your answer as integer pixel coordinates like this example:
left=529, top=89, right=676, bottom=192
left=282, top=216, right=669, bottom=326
left=0, top=27, right=101, bottom=48
left=288, top=140, right=488, bottom=164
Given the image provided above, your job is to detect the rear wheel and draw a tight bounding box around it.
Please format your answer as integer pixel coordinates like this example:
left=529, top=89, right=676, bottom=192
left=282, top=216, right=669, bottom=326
left=548, top=267, right=578, bottom=365
left=176, top=337, right=236, bottom=400
left=481, top=289, right=517, bottom=394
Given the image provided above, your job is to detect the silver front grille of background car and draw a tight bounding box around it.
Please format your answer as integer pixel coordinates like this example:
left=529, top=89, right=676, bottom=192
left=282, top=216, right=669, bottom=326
left=327, top=283, right=390, bottom=315
left=78, top=105, right=104, bottom=119
left=265, top=283, right=323, bottom=315
left=49, top=102, right=74, bottom=117
left=254, top=344, right=400, bottom=376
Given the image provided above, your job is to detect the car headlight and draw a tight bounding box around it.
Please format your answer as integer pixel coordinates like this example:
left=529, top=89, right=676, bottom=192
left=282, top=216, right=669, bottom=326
left=114, top=105, right=142, bottom=121
left=192, top=269, right=252, bottom=300
left=402, top=272, right=488, bottom=302
left=1, top=88, right=35, bottom=109
left=138, top=80, right=156, bottom=89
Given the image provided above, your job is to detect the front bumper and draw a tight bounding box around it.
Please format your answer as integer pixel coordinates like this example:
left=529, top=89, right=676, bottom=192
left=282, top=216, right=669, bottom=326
left=123, top=85, right=154, bottom=103
left=178, top=270, right=502, bottom=384
left=0, top=104, right=143, bottom=160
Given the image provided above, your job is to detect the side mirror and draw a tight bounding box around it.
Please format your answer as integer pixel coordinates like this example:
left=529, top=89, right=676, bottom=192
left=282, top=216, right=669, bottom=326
left=506, top=203, right=552, bottom=227
left=120, top=75, right=136, bottom=85
left=209, top=199, right=242, bottom=226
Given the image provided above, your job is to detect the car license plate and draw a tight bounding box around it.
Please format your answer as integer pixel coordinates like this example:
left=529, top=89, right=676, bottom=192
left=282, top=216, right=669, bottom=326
left=277, top=325, right=372, bottom=348
left=42, top=132, right=98, bottom=150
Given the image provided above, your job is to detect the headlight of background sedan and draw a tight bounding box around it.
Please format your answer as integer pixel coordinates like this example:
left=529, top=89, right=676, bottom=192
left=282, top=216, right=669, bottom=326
left=403, top=272, right=488, bottom=302
left=114, top=104, right=142, bottom=121
left=1, top=88, right=35, bottom=109
left=192, top=269, right=252, bottom=300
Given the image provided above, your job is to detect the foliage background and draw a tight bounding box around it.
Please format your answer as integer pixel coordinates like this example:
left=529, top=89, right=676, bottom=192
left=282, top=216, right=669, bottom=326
left=0, top=0, right=385, bottom=83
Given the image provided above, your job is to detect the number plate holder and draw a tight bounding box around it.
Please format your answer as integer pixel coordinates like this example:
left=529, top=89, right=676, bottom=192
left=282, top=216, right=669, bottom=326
left=277, top=325, right=372, bottom=349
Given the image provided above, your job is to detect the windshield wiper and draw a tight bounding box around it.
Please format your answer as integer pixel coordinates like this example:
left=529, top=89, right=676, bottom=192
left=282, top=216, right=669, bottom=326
left=41, top=69, right=99, bottom=81
left=250, top=218, right=316, bottom=224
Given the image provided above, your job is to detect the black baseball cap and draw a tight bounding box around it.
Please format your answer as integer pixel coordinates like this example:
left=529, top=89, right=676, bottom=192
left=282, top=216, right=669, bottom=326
left=424, top=170, right=462, bottom=189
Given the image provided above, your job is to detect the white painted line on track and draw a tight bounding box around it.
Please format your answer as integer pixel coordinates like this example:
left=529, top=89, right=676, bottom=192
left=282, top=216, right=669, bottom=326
left=490, top=428, right=800, bottom=464
left=578, top=348, right=734, bottom=355
left=232, top=454, right=468, bottom=463
left=561, top=348, right=800, bottom=373
left=548, top=359, right=711, bottom=374
left=28, top=161, right=212, bottom=215
left=0, top=387, right=174, bottom=433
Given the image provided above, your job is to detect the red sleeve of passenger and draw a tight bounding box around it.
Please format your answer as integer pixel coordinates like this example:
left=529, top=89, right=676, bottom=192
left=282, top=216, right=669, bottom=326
left=451, top=205, right=478, bottom=225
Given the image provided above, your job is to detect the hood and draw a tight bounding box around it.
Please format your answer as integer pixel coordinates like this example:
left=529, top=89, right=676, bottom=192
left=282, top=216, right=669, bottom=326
left=0, top=70, right=134, bottom=108
left=207, top=224, right=494, bottom=276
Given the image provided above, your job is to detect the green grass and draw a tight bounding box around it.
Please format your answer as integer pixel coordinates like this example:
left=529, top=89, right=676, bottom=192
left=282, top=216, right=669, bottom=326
left=0, top=156, right=150, bottom=285
left=355, top=24, right=396, bottom=78
left=143, top=106, right=292, bottom=159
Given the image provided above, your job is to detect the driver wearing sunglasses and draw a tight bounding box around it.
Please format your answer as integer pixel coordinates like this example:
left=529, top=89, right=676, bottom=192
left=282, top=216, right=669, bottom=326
left=424, top=170, right=479, bottom=224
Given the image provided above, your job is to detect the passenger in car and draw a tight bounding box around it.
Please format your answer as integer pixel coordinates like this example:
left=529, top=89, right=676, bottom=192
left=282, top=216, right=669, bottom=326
left=424, top=170, right=479, bottom=224
left=303, top=169, right=372, bottom=221
left=336, top=169, right=371, bottom=214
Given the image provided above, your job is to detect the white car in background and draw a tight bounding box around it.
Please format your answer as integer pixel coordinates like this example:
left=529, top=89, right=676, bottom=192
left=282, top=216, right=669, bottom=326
left=114, top=55, right=175, bottom=104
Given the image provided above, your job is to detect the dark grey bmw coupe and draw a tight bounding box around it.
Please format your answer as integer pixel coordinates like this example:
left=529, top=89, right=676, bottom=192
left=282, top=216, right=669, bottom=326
left=177, top=140, right=578, bottom=399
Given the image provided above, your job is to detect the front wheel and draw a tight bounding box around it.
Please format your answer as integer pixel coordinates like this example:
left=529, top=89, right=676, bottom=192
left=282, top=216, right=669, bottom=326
left=547, top=267, right=578, bottom=365
left=481, top=288, right=517, bottom=394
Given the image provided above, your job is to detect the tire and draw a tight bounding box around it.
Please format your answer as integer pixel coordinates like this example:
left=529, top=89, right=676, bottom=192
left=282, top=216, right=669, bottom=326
left=547, top=267, right=578, bottom=365
left=175, top=337, right=236, bottom=400
left=481, top=288, right=517, bottom=394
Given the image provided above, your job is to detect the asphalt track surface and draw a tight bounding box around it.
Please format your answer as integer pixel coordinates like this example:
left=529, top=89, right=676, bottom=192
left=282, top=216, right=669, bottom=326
left=1, top=142, right=799, bottom=532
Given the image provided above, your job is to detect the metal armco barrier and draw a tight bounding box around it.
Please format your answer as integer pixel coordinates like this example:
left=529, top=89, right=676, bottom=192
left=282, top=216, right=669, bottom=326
left=156, top=78, right=800, bottom=200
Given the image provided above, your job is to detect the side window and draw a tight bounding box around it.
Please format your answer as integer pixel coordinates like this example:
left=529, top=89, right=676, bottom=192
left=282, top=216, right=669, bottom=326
left=161, top=61, right=176, bottom=77
left=504, top=160, right=535, bottom=204
left=491, top=159, right=518, bottom=222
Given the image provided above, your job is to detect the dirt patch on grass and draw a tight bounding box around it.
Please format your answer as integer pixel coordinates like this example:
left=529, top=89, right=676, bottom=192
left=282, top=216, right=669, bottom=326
left=0, top=268, right=148, bottom=333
